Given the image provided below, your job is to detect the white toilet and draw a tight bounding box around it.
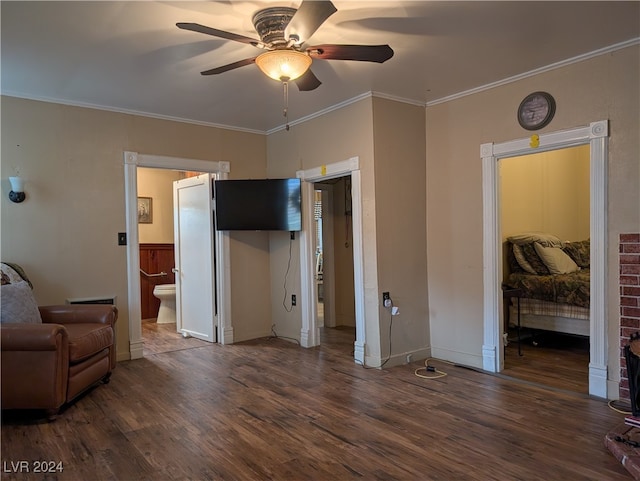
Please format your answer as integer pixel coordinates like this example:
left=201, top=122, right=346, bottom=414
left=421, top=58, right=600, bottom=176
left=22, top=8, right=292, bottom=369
left=153, top=284, right=176, bottom=324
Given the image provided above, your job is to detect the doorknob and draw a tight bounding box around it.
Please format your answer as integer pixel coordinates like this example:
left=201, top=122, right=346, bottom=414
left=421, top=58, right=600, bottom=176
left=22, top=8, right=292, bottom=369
left=172, top=268, right=178, bottom=274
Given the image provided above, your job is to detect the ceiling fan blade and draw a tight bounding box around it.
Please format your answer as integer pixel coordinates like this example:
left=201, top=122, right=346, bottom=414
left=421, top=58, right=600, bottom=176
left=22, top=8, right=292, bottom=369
left=177, top=23, right=261, bottom=47
left=285, top=0, right=337, bottom=43
left=307, top=44, right=394, bottom=63
left=200, top=57, right=257, bottom=76
left=295, top=69, right=322, bottom=91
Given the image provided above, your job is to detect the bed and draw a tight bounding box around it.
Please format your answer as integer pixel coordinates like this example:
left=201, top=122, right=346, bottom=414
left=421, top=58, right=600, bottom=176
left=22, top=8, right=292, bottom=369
left=503, top=233, right=590, bottom=337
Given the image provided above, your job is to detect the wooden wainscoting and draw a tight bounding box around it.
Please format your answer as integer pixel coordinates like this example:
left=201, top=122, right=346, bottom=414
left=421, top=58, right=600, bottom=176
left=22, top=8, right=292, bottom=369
left=139, top=243, right=175, bottom=320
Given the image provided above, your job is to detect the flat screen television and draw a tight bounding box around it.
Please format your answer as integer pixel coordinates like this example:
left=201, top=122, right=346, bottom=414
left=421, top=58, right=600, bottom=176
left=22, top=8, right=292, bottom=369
left=214, top=178, right=302, bottom=231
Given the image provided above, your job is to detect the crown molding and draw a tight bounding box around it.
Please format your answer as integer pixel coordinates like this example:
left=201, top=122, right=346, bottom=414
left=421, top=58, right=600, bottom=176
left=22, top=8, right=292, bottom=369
left=427, top=38, right=640, bottom=107
left=0, top=91, right=265, bottom=136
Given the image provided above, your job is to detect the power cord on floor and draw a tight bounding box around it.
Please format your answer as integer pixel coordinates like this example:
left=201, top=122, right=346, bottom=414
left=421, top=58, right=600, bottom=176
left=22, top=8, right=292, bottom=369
left=356, top=312, right=393, bottom=369
left=414, top=358, right=449, bottom=380
left=268, top=324, right=300, bottom=345
left=608, top=399, right=632, bottom=415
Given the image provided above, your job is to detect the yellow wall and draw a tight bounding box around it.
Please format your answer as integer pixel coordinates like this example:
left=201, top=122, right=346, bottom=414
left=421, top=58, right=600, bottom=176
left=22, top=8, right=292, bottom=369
left=501, top=145, right=591, bottom=242
left=137, top=167, right=183, bottom=244
left=426, top=44, right=640, bottom=375
left=1, top=97, right=267, bottom=360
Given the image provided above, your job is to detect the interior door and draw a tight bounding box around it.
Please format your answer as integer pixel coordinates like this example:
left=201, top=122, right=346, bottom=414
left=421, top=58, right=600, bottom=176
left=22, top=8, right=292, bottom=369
left=173, top=174, right=216, bottom=342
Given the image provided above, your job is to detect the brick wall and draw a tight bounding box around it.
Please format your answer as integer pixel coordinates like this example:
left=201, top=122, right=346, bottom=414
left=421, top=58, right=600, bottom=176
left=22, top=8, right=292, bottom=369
left=619, top=233, right=640, bottom=401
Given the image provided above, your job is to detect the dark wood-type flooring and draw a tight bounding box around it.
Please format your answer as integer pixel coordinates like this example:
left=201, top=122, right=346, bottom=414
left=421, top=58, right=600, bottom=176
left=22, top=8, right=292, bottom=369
left=1, top=326, right=629, bottom=481
left=141, top=319, right=209, bottom=356
left=503, top=329, right=590, bottom=394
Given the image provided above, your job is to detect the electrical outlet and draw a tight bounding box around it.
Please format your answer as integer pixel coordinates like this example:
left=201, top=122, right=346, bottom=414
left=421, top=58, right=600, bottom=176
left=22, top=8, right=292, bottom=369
left=291, top=294, right=296, bottom=306
left=382, top=292, right=390, bottom=305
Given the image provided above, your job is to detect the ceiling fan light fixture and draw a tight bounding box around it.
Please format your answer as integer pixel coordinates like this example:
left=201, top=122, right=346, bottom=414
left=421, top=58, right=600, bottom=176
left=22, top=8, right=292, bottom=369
left=255, top=50, right=312, bottom=81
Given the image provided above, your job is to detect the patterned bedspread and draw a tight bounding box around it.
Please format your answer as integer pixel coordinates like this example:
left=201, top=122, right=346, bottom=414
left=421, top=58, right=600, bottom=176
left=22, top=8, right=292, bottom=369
left=506, top=269, right=590, bottom=309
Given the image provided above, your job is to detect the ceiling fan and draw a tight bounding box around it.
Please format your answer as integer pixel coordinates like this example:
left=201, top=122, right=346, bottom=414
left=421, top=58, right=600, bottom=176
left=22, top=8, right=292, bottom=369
left=177, top=0, right=394, bottom=91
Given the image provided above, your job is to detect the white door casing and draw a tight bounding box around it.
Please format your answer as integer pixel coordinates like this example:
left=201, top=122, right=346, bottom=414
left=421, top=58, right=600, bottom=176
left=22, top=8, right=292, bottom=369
left=297, top=157, right=366, bottom=365
left=481, top=121, right=609, bottom=398
left=123, top=152, right=232, bottom=360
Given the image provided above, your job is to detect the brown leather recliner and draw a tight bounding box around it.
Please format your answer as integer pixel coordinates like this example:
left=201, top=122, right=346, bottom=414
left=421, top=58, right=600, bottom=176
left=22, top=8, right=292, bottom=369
left=1, top=304, right=117, bottom=418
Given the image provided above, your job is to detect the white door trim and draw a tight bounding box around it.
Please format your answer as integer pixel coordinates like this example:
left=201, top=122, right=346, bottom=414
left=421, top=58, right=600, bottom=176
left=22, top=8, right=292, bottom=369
left=480, top=120, right=609, bottom=398
left=123, top=151, right=232, bottom=360
left=296, top=157, right=366, bottom=364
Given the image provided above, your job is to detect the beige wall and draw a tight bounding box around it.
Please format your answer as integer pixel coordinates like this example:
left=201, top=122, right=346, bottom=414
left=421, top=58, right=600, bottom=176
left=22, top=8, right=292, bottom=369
left=266, top=99, right=383, bottom=358
left=372, top=97, right=429, bottom=361
left=266, top=97, right=428, bottom=365
left=426, top=45, right=640, bottom=376
left=501, top=145, right=591, bottom=242
left=137, top=167, right=183, bottom=244
left=3, top=42, right=636, bottom=382
left=1, top=97, right=267, bottom=360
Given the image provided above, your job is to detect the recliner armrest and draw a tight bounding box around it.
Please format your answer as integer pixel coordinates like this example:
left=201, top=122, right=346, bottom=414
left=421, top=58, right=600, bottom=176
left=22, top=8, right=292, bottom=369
left=39, top=305, right=118, bottom=327
left=1, top=322, right=68, bottom=351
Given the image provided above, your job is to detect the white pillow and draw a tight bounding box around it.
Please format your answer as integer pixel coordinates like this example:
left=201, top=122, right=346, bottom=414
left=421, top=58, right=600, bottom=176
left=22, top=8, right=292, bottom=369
left=533, top=242, right=580, bottom=275
left=0, top=281, right=42, bottom=324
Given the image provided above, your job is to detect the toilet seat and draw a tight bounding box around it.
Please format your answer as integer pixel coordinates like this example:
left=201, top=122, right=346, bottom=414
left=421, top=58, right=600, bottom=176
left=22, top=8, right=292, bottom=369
left=153, top=284, right=177, bottom=324
left=153, top=284, right=175, bottom=293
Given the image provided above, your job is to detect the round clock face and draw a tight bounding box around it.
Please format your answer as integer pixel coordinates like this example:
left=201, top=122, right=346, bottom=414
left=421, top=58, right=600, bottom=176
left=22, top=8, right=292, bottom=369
left=517, top=91, right=555, bottom=130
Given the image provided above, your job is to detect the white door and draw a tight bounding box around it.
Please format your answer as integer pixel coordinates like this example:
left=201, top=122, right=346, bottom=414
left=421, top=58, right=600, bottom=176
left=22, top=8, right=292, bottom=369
left=173, top=174, right=216, bottom=342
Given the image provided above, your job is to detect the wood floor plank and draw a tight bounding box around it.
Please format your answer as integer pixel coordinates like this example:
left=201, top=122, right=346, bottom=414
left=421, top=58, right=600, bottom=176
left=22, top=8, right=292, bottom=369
left=1, top=327, right=629, bottom=481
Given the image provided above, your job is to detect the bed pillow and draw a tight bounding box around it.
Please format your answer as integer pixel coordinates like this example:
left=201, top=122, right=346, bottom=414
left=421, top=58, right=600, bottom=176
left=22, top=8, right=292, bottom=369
left=534, top=242, right=580, bottom=275
left=511, top=244, right=536, bottom=274
left=512, top=243, right=550, bottom=275
left=507, top=232, right=563, bottom=248
left=562, top=240, right=590, bottom=268
left=0, top=281, right=42, bottom=324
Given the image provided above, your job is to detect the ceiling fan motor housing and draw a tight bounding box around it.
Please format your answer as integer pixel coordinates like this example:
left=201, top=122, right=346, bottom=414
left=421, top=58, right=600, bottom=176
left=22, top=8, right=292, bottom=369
left=252, top=7, right=296, bottom=47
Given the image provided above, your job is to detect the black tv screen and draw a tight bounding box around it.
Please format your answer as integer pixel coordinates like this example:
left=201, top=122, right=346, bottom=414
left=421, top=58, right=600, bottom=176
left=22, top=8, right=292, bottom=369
left=214, top=178, right=302, bottom=231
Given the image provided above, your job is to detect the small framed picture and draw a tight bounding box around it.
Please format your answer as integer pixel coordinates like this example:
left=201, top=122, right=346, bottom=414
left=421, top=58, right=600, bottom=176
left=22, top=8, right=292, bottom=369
left=137, top=197, right=152, bottom=224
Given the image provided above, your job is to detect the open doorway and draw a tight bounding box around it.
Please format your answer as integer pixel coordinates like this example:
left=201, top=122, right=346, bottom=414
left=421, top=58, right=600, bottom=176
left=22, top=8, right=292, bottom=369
left=297, top=156, right=366, bottom=364
left=481, top=120, right=609, bottom=398
left=314, top=176, right=356, bottom=351
left=499, top=145, right=590, bottom=393
left=123, top=152, right=232, bottom=361
left=137, top=168, right=215, bottom=356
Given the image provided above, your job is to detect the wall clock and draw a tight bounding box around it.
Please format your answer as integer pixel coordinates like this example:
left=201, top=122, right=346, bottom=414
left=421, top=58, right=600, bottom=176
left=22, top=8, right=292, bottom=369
left=517, top=91, right=556, bottom=131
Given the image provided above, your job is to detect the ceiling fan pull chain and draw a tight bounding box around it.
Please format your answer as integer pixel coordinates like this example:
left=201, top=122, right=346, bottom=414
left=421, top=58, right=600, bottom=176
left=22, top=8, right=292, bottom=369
left=283, top=80, right=290, bottom=131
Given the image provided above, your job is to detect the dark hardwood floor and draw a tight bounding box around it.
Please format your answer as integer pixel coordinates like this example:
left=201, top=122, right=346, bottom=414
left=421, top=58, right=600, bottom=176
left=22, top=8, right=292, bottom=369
left=141, top=319, right=209, bottom=356
left=1, top=327, right=629, bottom=481
left=503, top=329, right=590, bottom=394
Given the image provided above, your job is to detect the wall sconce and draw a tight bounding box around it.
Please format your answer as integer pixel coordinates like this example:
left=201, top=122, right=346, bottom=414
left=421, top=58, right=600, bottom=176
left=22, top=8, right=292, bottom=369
left=9, top=176, right=25, bottom=203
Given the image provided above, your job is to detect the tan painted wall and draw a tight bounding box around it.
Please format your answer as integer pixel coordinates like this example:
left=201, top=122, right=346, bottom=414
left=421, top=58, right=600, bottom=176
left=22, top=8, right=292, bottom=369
left=501, top=145, right=591, bottom=242
left=267, top=97, right=428, bottom=365
left=426, top=45, right=640, bottom=375
left=1, top=97, right=267, bottom=359
left=266, top=99, right=382, bottom=359
left=372, top=97, right=429, bottom=361
left=137, top=167, right=183, bottom=244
